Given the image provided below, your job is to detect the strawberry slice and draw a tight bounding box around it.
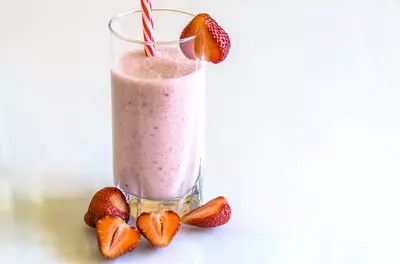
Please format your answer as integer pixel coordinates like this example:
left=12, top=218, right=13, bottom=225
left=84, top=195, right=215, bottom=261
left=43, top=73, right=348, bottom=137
left=180, top=13, right=231, bottom=64
left=181, top=196, right=232, bottom=228
left=84, top=187, right=130, bottom=228
left=136, top=211, right=181, bottom=247
left=96, top=216, right=141, bottom=259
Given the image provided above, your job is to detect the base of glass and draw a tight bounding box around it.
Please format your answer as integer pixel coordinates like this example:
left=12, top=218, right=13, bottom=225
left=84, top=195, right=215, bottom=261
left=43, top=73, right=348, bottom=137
left=116, top=178, right=203, bottom=218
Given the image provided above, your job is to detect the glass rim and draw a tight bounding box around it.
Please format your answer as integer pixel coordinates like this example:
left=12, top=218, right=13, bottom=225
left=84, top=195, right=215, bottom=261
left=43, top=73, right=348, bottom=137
left=108, top=8, right=196, bottom=45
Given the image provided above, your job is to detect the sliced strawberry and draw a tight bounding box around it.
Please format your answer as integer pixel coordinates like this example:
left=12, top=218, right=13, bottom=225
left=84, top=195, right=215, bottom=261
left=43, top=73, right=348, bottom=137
left=180, top=13, right=231, bottom=64
left=84, top=187, right=130, bottom=228
left=181, top=196, right=232, bottom=228
left=136, top=211, right=181, bottom=247
left=96, top=216, right=141, bottom=259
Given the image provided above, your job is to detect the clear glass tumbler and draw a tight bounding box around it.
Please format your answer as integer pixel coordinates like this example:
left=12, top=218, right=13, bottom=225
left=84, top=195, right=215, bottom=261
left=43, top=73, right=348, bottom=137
left=109, top=9, right=205, bottom=217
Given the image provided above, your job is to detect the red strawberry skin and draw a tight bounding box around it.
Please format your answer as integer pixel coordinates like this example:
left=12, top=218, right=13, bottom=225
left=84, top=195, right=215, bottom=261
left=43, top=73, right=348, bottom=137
left=84, top=187, right=130, bottom=228
left=180, top=13, right=231, bottom=64
left=96, top=216, right=141, bottom=259
left=181, top=196, right=232, bottom=228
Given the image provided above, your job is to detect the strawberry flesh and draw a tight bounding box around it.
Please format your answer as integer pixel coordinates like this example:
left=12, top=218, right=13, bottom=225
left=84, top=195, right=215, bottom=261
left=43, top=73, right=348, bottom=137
left=136, top=211, right=181, bottom=247
left=181, top=196, right=232, bottom=228
left=96, top=216, right=141, bottom=259
left=180, top=13, right=231, bottom=64
left=84, top=187, right=130, bottom=228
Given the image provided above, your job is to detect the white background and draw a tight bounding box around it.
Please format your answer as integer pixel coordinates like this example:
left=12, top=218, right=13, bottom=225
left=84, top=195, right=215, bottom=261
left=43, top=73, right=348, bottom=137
left=1, top=0, right=400, bottom=263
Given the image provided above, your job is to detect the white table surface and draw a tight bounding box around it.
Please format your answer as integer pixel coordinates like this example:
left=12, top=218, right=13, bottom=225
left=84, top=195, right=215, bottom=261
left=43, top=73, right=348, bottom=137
left=1, top=0, right=400, bottom=263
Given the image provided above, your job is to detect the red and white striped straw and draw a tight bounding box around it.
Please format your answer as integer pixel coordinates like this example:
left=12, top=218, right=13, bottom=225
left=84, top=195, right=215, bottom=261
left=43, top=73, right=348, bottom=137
left=141, top=0, right=156, bottom=56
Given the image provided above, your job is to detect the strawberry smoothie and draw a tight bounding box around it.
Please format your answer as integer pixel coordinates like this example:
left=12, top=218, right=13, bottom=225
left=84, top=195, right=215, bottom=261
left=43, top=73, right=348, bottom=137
left=111, top=46, right=205, bottom=201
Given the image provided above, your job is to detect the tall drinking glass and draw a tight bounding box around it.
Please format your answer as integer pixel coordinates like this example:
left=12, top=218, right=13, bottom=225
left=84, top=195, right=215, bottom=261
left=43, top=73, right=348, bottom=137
left=109, top=9, right=205, bottom=218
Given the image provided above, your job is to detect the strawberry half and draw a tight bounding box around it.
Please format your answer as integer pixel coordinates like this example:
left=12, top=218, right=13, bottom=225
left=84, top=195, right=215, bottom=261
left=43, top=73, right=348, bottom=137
left=180, top=13, right=231, bottom=64
left=136, top=211, right=181, bottom=247
left=181, top=196, right=232, bottom=228
left=96, top=216, right=141, bottom=259
left=84, top=187, right=130, bottom=228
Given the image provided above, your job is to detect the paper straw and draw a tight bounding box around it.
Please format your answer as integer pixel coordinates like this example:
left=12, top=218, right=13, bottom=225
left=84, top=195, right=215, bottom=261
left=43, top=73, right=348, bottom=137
left=141, top=0, right=156, bottom=56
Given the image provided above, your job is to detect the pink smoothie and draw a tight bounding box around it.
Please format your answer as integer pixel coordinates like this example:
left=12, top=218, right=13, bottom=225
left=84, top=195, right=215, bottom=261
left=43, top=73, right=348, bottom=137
left=111, top=47, right=205, bottom=200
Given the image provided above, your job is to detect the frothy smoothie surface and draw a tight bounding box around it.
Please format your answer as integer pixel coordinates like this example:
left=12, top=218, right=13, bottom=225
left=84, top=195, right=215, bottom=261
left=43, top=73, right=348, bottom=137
left=118, top=47, right=198, bottom=79
left=111, top=46, right=205, bottom=201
